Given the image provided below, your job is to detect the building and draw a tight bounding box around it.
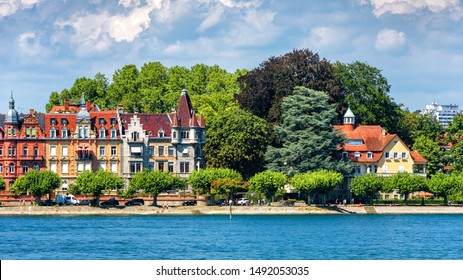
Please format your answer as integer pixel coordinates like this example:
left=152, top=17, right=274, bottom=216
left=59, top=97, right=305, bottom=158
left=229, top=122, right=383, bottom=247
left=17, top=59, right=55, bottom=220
left=0, top=90, right=205, bottom=192
left=422, top=102, right=460, bottom=128
left=0, top=94, right=46, bottom=190
left=334, top=108, right=427, bottom=200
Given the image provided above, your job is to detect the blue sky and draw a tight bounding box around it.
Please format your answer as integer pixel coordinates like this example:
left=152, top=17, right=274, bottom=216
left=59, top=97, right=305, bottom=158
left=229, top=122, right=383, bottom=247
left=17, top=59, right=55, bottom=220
left=1, top=0, right=463, bottom=113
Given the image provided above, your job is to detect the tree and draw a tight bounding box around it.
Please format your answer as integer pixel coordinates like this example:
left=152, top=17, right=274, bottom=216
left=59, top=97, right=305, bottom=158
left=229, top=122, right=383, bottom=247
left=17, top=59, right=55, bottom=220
left=265, top=87, right=352, bottom=175
left=427, top=173, right=462, bottom=206
left=10, top=170, right=61, bottom=203
left=46, top=91, right=61, bottom=112
left=350, top=173, right=385, bottom=204
left=403, top=111, right=443, bottom=145
left=188, top=168, right=243, bottom=203
left=291, top=170, right=343, bottom=205
left=249, top=171, right=287, bottom=205
left=205, top=108, right=270, bottom=178
left=236, top=49, right=341, bottom=124
left=74, top=171, right=124, bottom=206
left=384, top=172, right=426, bottom=205
left=334, top=61, right=407, bottom=138
left=412, top=136, right=443, bottom=176
left=107, top=64, right=140, bottom=112
left=0, top=176, right=5, bottom=191
left=128, top=170, right=184, bottom=206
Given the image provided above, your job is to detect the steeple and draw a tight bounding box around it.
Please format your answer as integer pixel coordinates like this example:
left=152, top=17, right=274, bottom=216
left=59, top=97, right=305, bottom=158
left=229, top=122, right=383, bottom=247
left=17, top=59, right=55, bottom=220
left=343, top=105, right=355, bottom=125
left=76, top=93, right=91, bottom=122
left=5, top=91, right=19, bottom=124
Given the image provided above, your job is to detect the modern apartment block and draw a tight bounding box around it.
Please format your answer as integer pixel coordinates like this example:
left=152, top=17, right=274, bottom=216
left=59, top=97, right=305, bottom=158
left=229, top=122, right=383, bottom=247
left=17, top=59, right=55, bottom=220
left=422, top=102, right=461, bottom=128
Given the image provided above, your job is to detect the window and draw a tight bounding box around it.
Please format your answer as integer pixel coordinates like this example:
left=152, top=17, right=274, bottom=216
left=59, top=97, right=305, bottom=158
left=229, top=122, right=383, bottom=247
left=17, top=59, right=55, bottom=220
left=182, top=147, right=189, bottom=156
left=130, top=162, right=142, bottom=173
left=84, top=126, right=89, bottom=138
left=342, top=152, right=349, bottom=159
left=158, top=130, right=165, bottom=137
left=61, top=162, right=68, bottom=174
left=33, top=147, right=38, bottom=157
left=157, top=161, right=164, bottom=171
left=61, top=118, right=68, bottom=125
left=33, top=163, right=39, bottom=171
left=50, top=146, right=56, bottom=156
left=130, top=146, right=142, bottom=156
left=9, top=163, right=15, bottom=173
left=99, top=146, right=105, bottom=156
left=8, top=146, right=16, bottom=157
left=62, top=146, right=68, bottom=157
left=77, top=162, right=83, bottom=172
left=110, top=117, right=116, bottom=125
left=26, top=127, right=31, bottom=138
left=61, top=129, right=68, bottom=138
left=366, top=152, right=373, bottom=159
left=111, top=129, right=117, bottom=138
left=50, top=162, right=57, bottom=173
left=173, top=131, right=177, bottom=139
left=355, top=165, right=361, bottom=174
left=99, top=162, right=105, bottom=171
left=181, top=131, right=189, bottom=139
left=393, top=152, right=398, bottom=159
left=110, top=146, right=117, bottom=156
left=399, top=165, right=404, bottom=172
left=99, top=128, right=106, bottom=138
left=384, top=152, right=390, bottom=159
left=132, top=132, right=139, bottom=141
left=110, top=162, right=117, bottom=173
left=0, top=147, right=2, bottom=156
left=168, top=146, right=174, bottom=156
left=85, top=162, right=91, bottom=171
left=50, top=128, right=56, bottom=138
left=31, top=127, right=36, bottom=138
left=99, top=118, right=105, bottom=125
left=158, top=146, right=164, bottom=156
left=7, top=127, right=11, bottom=136
left=149, top=146, right=154, bottom=156
left=78, top=126, right=83, bottom=138
left=180, top=162, right=190, bottom=173
left=402, top=152, right=407, bottom=159
left=23, top=146, right=28, bottom=157
left=348, top=139, right=363, bottom=145
left=168, top=162, right=174, bottom=173
left=354, top=152, right=360, bottom=159
left=0, top=164, right=2, bottom=173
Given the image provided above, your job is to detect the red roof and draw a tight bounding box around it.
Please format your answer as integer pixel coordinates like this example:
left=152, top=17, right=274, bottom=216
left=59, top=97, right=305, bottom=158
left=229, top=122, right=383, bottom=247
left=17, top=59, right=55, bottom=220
left=120, top=113, right=172, bottom=138
left=174, top=90, right=205, bottom=128
left=410, top=151, right=427, bottom=164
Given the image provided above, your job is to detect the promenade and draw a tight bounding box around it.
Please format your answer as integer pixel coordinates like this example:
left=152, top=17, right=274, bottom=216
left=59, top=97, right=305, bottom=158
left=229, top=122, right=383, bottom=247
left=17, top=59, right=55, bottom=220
left=2, top=205, right=463, bottom=216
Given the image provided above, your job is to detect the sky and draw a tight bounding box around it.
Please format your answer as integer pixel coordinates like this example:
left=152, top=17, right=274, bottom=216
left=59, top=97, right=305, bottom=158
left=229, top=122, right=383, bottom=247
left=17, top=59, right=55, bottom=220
left=1, top=0, right=463, bottom=113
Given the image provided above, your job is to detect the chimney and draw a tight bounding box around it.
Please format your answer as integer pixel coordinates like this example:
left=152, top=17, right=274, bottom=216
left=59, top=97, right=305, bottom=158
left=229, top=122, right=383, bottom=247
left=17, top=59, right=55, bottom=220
left=64, top=100, right=69, bottom=111
left=29, top=109, right=35, bottom=115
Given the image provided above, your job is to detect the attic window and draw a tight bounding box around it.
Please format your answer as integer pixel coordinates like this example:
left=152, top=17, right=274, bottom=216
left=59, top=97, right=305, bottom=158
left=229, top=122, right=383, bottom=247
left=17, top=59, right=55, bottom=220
left=348, top=139, right=363, bottom=145
left=158, top=129, right=164, bottom=138
left=354, top=152, right=361, bottom=158
left=366, top=152, right=373, bottom=159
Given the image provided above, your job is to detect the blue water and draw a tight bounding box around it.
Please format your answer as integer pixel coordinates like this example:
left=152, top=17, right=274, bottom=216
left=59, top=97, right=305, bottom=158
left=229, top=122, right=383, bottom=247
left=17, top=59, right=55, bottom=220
left=1, top=215, right=463, bottom=260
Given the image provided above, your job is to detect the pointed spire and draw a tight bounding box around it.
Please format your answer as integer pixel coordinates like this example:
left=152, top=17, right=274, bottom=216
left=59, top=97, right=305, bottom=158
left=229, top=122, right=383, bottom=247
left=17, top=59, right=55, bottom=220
left=343, top=104, right=355, bottom=125
left=199, top=113, right=205, bottom=127
left=172, top=113, right=179, bottom=127
left=189, top=113, right=198, bottom=127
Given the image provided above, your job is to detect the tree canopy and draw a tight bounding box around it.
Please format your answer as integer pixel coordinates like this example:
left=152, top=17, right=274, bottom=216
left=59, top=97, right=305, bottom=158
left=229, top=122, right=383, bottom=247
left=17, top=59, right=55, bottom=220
left=205, top=108, right=270, bottom=178
left=10, top=170, right=61, bottom=203
left=265, top=87, right=352, bottom=175
left=291, top=170, right=343, bottom=204
left=249, top=171, right=287, bottom=205
left=73, top=170, right=124, bottom=205
left=350, top=173, right=385, bottom=204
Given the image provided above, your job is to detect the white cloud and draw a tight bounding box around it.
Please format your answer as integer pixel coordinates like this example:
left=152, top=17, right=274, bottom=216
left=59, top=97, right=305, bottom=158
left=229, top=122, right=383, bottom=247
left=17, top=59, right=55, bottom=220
left=363, top=0, right=462, bottom=17
left=0, top=0, right=41, bottom=18
left=17, top=31, right=46, bottom=57
left=375, top=28, right=406, bottom=51
left=118, top=0, right=141, bottom=8
left=300, top=26, right=351, bottom=51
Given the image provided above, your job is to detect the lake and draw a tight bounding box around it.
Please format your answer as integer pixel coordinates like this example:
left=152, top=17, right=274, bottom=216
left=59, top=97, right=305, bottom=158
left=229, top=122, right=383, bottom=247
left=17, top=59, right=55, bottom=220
left=1, top=214, right=462, bottom=259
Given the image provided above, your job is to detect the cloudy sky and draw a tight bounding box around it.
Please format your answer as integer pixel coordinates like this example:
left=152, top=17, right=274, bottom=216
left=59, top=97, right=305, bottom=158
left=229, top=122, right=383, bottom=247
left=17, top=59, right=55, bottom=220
left=1, top=0, right=463, bottom=113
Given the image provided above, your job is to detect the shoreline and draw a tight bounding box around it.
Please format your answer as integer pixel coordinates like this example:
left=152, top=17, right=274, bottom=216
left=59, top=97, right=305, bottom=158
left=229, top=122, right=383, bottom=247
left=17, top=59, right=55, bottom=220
left=2, top=205, right=463, bottom=216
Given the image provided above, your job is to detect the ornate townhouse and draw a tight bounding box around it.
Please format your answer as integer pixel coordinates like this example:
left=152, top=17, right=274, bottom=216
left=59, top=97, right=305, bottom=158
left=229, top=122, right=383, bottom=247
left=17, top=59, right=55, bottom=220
left=0, top=94, right=46, bottom=190
left=0, top=89, right=205, bottom=192
left=334, top=108, right=427, bottom=200
left=44, top=94, right=122, bottom=191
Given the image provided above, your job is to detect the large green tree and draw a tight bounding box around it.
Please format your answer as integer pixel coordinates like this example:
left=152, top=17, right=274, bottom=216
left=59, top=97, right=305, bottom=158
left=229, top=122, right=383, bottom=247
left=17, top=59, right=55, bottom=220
left=265, top=87, right=352, bottom=175
left=403, top=111, right=443, bottom=145
left=412, top=136, right=443, bottom=177
left=205, top=108, right=270, bottom=178
left=334, top=61, right=407, bottom=139
left=188, top=168, right=243, bottom=203
left=384, top=172, right=426, bottom=205
left=0, top=176, right=5, bottom=191
left=236, top=49, right=341, bottom=124
left=73, top=170, right=124, bottom=205
left=350, top=173, right=385, bottom=204
left=427, top=173, right=462, bottom=205
left=249, top=171, right=287, bottom=205
left=291, top=170, right=343, bottom=205
left=10, top=170, right=61, bottom=203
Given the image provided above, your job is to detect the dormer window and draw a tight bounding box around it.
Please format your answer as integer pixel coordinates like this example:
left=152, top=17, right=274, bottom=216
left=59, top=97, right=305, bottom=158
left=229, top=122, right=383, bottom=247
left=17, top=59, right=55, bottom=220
left=78, top=126, right=83, bottom=138
left=111, top=128, right=117, bottom=138
left=26, top=127, right=31, bottom=138
left=158, top=129, right=165, bottom=138
left=31, top=128, right=36, bottom=138
left=132, top=132, right=138, bottom=141
left=50, top=128, right=56, bottom=138
left=62, top=129, right=68, bottom=138
left=348, top=139, right=363, bottom=145
left=366, top=152, right=373, bottom=159
left=354, top=152, right=360, bottom=159
left=84, top=126, right=89, bottom=138
left=99, top=128, right=106, bottom=138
